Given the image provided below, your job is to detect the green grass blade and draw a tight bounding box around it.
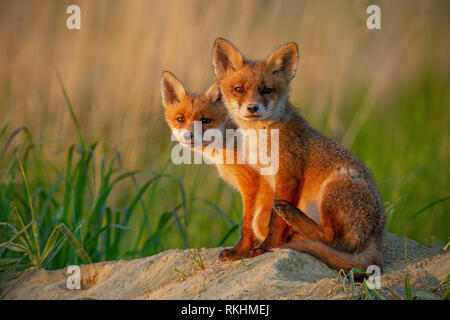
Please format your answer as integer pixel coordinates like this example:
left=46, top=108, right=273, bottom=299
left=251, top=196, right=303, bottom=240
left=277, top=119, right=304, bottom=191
left=0, top=258, right=21, bottom=267
left=2, top=221, right=32, bottom=250
left=441, top=286, right=450, bottom=300
left=349, top=269, right=355, bottom=299
left=56, top=223, right=92, bottom=264
left=404, top=273, right=412, bottom=300
left=169, top=208, right=189, bottom=248
left=6, top=208, right=33, bottom=249
left=39, top=170, right=65, bottom=224
left=40, top=225, right=62, bottom=264
left=172, top=177, right=188, bottom=225
left=400, top=196, right=450, bottom=233
left=85, top=224, right=130, bottom=248
left=0, top=242, right=28, bottom=253
left=199, top=198, right=236, bottom=227
left=217, top=224, right=239, bottom=247
left=18, top=158, right=40, bottom=263
left=62, top=145, right=75, bottom=224
left=0, top=126, right=24, bottom=159
left=55, top=70, right=85, bottom=150
left=369, top=286, right=386, bottom=300
left=0, top=122, right=9, bottom=140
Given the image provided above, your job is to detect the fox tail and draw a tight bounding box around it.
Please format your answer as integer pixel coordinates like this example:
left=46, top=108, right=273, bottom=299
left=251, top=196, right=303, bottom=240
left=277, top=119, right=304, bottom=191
left=279, top=238, right=383, bottom=273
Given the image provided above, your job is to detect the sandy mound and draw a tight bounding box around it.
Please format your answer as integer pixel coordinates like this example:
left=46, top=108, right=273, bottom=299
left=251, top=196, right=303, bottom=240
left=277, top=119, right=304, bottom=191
left=1, top=233, right=448, bottom=300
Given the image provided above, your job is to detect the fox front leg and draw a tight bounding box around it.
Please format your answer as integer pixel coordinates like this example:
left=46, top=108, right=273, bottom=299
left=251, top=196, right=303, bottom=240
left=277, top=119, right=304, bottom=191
left=219, top=216, right=257, bottom=261
left=245, top=176, right=300, bottom=258
left=219, top=175, right=259, bottom=261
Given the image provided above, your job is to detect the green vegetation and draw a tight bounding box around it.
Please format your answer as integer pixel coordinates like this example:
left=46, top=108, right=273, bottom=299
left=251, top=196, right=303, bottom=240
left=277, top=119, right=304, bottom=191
left=337, top=269, right=450, bottom=300
left=0, top=2, right=448, bottom=301
left=1, top=71, right=448, bottom=284
left=0, top=77, right=237, bottom=282
left=304, top=71, right=449, bottom=246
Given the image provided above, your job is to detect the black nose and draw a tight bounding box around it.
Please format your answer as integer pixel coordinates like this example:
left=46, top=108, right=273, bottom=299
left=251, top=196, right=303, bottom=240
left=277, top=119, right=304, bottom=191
left=247, top=104, right=259, bottom=113
left=183, top=131, right=194, bottom=141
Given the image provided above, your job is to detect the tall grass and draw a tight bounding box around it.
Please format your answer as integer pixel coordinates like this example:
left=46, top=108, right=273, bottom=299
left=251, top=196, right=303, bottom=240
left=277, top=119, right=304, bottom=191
left=1, top=69, right=448, bottom=282
left=0, top=1, right=448, bottom=278
left=1, top=1, right=449, bottom=168
left=0, top=76, right=240, bottom=280
left=304, top=71, right=450, bottom=246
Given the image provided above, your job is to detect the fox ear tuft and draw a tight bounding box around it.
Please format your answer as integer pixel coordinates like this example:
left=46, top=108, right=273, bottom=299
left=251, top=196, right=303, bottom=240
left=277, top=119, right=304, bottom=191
left=266, top=42, right=299, bottom=81
left=160, top=71, right=186, bottom=107
left=212, top=38, right=244, bottom=79
left=206, top=81, right=222, bottom=106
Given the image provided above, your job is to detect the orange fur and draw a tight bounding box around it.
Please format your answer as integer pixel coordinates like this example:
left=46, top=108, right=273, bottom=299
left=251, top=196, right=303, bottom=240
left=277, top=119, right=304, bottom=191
left=212, top=39, right=385, bottom=271
left=161, top=71, right=273, bottom=261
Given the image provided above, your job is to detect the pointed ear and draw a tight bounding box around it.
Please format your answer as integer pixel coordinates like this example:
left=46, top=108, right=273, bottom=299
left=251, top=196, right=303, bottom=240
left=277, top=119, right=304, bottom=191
left=160, top=71, right=186, bottom=107
left=205, top=81, right=222, bottom=106
left=266, top=42, right=299, bottom=81
left=212, top=38, right=244, bottom=79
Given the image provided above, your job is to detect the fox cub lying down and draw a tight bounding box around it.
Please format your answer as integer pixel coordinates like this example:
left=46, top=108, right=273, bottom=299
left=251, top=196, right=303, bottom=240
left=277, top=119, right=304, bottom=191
left=160, top=38, right=385, bottom=272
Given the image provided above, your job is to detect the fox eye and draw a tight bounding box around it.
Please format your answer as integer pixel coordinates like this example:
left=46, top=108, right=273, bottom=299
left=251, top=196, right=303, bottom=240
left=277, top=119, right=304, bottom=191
left=234, top=86, right=244, bottom=94
left=176, top=117, right=184, bottom=123
left=201, top=118, right=211, bottom=124
left=261, top=87, right=273, bottom=94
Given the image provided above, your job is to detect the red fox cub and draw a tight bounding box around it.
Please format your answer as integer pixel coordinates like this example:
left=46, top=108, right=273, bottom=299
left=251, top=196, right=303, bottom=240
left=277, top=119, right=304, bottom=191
left=160, top=71, right=273, bottom=261
left=212, top=39, right=385, bottom=272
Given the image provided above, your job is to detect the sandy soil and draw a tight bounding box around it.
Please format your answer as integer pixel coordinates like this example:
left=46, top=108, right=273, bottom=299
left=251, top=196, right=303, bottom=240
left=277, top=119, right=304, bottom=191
left=1, top=233, right=448, bottom=300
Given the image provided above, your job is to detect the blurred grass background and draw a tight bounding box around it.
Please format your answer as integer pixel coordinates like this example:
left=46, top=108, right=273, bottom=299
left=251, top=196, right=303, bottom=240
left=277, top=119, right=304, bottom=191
left=0, top=0, right=449, bottom=271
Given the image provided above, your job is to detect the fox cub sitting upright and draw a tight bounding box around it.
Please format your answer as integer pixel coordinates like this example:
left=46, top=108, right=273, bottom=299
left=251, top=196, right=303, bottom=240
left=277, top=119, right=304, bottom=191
left=212, top=38, right=385, bottom=272
left=160, top=71, right=273, bottom=261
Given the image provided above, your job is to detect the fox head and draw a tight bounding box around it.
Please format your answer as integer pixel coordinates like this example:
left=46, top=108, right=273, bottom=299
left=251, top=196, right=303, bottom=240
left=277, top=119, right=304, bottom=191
left=212, top=38, right=299, bottom=123
left=161, top=71, right=230, bottom=149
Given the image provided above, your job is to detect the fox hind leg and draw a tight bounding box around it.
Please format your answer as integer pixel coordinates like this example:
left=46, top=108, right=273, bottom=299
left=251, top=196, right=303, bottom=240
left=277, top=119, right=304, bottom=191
left=273, top=199, right=328, bottom=241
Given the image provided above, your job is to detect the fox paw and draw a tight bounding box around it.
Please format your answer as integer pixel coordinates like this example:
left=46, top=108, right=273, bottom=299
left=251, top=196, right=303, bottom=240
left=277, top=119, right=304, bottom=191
left=245, top=247, right=269, bottom=258
left=273, top=199, right=296, bottom=222
left=218, top=248, right=244, bottom=261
